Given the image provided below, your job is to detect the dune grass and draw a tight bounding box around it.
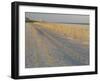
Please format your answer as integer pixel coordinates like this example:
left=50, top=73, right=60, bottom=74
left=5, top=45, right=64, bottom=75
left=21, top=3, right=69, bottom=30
left=33, top=22, right=89, bottom=46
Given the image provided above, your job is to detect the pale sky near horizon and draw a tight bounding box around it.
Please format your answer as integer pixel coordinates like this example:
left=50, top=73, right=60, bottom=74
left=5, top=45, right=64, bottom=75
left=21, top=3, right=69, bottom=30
left=25, top=12, right=89, bottom=24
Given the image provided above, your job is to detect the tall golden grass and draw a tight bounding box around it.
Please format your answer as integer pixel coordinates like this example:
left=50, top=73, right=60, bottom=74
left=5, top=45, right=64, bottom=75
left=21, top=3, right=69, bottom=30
left=34, top=22, right=89, bottom=45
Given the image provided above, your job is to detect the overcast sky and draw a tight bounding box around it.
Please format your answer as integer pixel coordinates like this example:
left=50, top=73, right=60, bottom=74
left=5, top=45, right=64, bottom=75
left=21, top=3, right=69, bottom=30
left=25, top=12, right=89, bottom=24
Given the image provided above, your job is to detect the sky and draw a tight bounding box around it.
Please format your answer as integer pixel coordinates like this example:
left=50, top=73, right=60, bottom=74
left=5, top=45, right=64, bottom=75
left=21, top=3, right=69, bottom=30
left=25, top=12, right=89, bottom=24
